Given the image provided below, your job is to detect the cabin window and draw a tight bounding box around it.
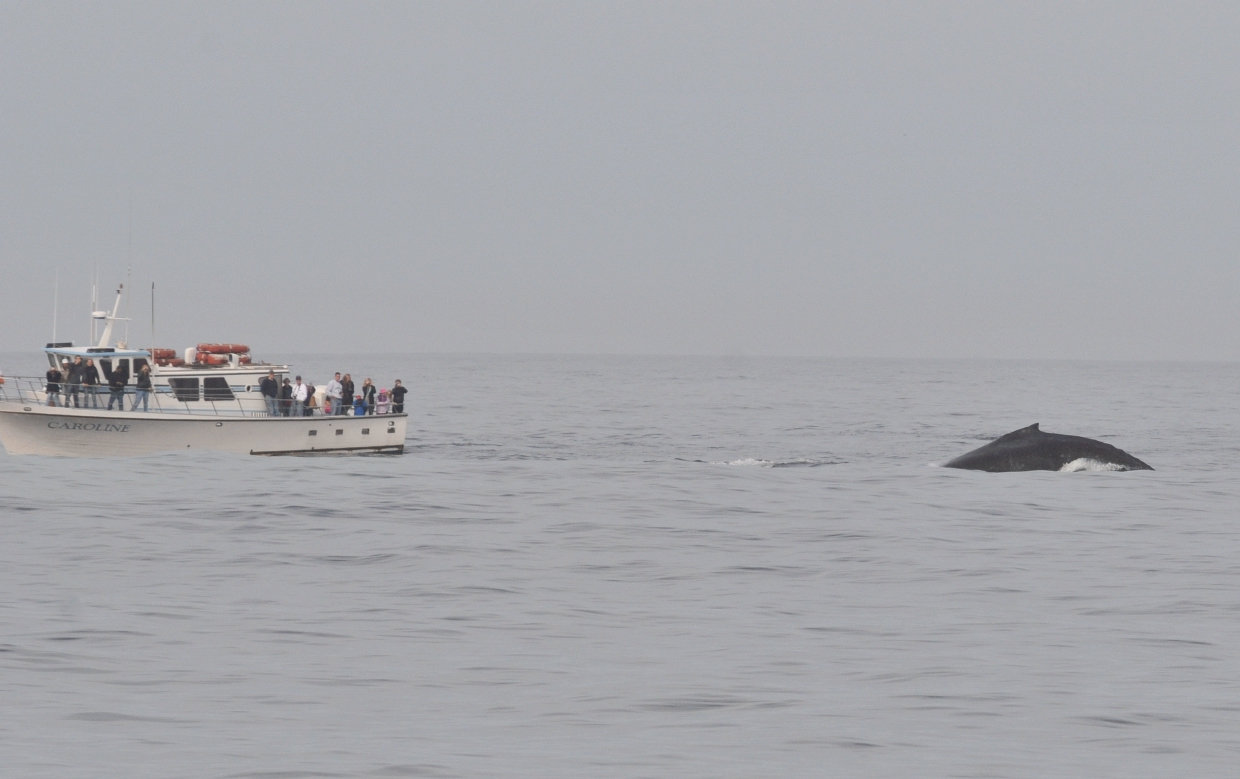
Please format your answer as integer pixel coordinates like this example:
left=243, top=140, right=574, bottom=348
left=169, top=378, right=200, bottom=401
left=100, top=358, right=113, bottom=375
left=203, top=377, right=235, bottom=401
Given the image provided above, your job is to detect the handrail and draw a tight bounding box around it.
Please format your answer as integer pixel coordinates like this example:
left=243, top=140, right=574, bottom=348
left=0, top=376, right=386, bottom=418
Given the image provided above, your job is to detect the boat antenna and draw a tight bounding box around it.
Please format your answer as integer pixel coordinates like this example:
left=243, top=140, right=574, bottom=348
left=125, top=204, right=132, bottom=346
left=52, top=269, right=59, bottom=343
left=91, top=266, right=97, bottom=344
left=124, top=262, right=131, bottom=346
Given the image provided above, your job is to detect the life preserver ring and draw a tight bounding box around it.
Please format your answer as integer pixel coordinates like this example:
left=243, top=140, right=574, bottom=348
left=196, top=343, right=250, bottom=355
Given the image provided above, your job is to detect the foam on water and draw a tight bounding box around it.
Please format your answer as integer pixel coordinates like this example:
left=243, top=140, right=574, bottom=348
left=704, top=457, right=841, bottom=467
left=1059, top=457, right=1129, bottom=472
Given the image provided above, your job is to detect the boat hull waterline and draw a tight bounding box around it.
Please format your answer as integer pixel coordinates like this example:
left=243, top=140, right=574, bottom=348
left=0, top=404, right=407, bottom=456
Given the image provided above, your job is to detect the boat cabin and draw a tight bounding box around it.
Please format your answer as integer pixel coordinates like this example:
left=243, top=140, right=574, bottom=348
left=45, top=343, right=289, bottom=409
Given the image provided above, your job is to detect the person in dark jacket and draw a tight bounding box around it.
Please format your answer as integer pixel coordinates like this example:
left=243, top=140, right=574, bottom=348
left=83, top=359, right=101, bottom=408
left=279, top=378, right=293, bottom=416
left=106, top=362, right=129, bottom=411
left=66, top=356, right=84, bottom=407
left=340, top=374, right=355, bottom=416
left=133, top=364, right=153, bottom=411
left=259, top=371, right=280, bottom=416
left=361, top=378, right=377, bottom=415
left=45, top=364, right=63, bottom=406
left=390, top=379, right=407, bottom=414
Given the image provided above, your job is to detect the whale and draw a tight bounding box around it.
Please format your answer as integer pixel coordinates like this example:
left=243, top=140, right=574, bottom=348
left=942, top=424, right=1153, bottom=472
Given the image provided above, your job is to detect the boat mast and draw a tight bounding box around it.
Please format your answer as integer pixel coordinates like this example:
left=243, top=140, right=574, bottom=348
left=95, top=285, right=127, bottom=349
left=52, top=269, right=59, bottom=343
left=90, top=269, right=97, bottom=345
left=123, top=262, right=131, bottom=348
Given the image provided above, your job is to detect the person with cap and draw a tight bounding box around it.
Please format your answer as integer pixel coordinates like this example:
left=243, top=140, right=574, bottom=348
left=291, top=375, right=308, bottom=417
left=260, top=370, right=280, bottom=416
left=390, top=379, right=408, bottom=414
left=45, top=362, right=63, bottom=407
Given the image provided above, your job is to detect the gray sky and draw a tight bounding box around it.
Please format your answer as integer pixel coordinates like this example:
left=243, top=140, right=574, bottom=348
left=2, top=2, right=1237, bottom=360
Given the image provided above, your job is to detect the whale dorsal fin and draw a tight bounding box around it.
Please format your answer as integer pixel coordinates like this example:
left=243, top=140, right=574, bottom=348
left=995, top=423, right=1040, bottom=442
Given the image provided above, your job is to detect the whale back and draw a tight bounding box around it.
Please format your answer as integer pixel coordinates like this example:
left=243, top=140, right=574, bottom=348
left=992, top=423, right=1041, bottom=442
left=943, top=424, right=1153, bottom=472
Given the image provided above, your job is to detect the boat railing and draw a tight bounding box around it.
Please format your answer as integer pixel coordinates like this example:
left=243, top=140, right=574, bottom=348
left=0, top=377, right=356, bottom=418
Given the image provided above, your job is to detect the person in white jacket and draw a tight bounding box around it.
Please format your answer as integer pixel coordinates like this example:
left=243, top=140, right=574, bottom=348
left=325, top=373, right=344, bottom=415
left=292, top=376, right=309, bottom=417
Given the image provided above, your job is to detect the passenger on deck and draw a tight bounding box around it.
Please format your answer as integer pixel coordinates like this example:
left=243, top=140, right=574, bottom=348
left=66, top=357, right=84, bottom=407
left=391, top=380, right=407, bottom=414
left=291, top=376, right=308, bottom=417
left=279, top=378, right=293, bottom=416
left=353, top=394, right=365, bottom=416
left=375, top=388, right=390, bottom=415
left=133, top=364, right=152, bottom=411
left=305, top=381, right=317, bottom=416
left=83, top=359, right=101, bottom=408
left=45, top=364, right=63, bottom=406
left=340, top=374, right=355, bottom=416
left=326, top=373, right=343, bottom=416
left=361, top=378, right=376, bottom=415
left=260, top=370, right=280, bottom=416
left=106, top=361, right=129, bottom=411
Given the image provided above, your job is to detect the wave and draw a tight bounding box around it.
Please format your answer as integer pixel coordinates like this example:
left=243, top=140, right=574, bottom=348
left=682, top=457, right=843, bottom=468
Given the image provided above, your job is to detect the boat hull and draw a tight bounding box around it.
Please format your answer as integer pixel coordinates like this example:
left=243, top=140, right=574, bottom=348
left=0, top=404, right=406, bottom=457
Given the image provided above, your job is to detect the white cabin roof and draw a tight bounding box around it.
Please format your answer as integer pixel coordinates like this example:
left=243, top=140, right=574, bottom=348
left=45, top=346, right=151, bottom=359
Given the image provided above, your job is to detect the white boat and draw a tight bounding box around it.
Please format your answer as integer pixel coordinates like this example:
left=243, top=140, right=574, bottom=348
left=0, top=288, right=407, bottom=457
left=0, top=403, right=405, bottom=456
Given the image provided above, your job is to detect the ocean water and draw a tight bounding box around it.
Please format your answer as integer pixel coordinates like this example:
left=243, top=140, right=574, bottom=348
left=2, top=354, right=1239, bottom=778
